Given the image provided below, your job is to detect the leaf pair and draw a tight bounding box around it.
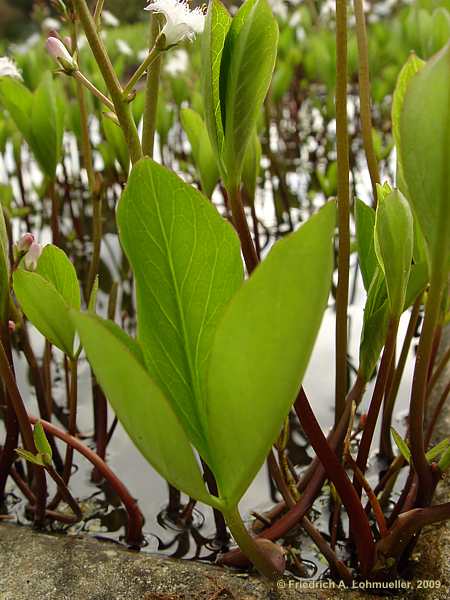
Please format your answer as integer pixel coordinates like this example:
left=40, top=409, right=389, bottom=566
left=13, top=245, right=80, bottom=358
left=0, top=73, right=64, bottom=180
left=74, top=158, right=335, bottom=509
left=201, top=0, right=278, bottom=190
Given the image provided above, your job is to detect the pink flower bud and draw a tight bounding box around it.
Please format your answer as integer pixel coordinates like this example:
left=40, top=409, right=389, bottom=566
left=8, top=320, right=16, bottom=333
left=17, top=232, right=35, bottom=253
left=24, top=242, right=42, bottom=272
left=46, top=37, right=77, bottom=72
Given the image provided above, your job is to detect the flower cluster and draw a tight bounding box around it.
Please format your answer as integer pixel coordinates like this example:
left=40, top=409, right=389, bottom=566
left=145, top=0, right=205, bottom=47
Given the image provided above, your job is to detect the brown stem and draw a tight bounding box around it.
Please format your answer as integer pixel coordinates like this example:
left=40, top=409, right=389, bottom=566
left=425, top=380, right=450, bottom=446
left=354, top=317, right=398, bottom=496
left=228, top=185, right=259, bottom=275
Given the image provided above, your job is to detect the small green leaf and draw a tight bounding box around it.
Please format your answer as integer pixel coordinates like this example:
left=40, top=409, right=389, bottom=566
left=33, top=421, right=52, bottom=464
left=222, top=0, right=278, bottom=187
left=71, top=311, right=216, bottom=507
left=426, top=438, right=450, bottom=462
left=102, top=114, right=130, bottom=174
left=0, top=77, right=33, bottom=141
left=391, top=428, right=411, bottom=464
left=374, top=190, right=413, bottom=317
left=392, top=53, right=424, bottom=194
left=0, top=206, right=9, bottom=322
left=30, top=73, right=64, bottom=179
left=438, top=446, right=450, bottom=472
left=117, top=158, right=243, bottom=460
left=201, top=0, right=232, bottom=168
left=355, top=199, right=377, bottom=292
left=242, top=129, right=261, bottom=203
left=13, top=269, right=76, bottom=357
left=15, top=448, right=45, bottom=467
left=88, top=276, right=99, bottom=313
left=400, top=44, right=450, bottom=270
left=180, top=108, right=220, bottom=197
left=207, top=201, right=335, bottom=505
left=35, top=245, right=80, bottom=310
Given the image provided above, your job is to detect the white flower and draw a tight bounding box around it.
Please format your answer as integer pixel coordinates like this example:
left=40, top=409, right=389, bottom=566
left=164, top=48, right=188, bottom=75
left=42, top=17, right=61, bottom=31
left=102, top=10, right=120, bottom=27
left=115, top=39, right=133, bottom=57
left=268, top=0, right=288, bottom=21
left=0, top=56, right=22, bottom=80
left=144, top=0, right=205, bottom=47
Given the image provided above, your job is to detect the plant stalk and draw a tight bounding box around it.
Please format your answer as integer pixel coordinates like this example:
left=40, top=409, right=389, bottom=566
left=142, top=15, right=163, bottom=157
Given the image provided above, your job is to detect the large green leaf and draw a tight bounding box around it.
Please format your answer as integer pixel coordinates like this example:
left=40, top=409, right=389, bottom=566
left=206, top=201, right=336, bottom=505
left=201, top=0, right=231, bottom=169
left=36, top=245, right=80, bottom=310
left=242, top=129, right=261, bottom=203
left=13, top=269, right=75, bottom=357
left=180, top=108, right=220, bottom=197
left=374, top=190, right=413, bottom=317
left=0, top=206, right=9, bottom=322
left=355, top=199, right=376, bottom=292
left=222, top=0, right=278, bottom=188
left=72, top=312, right=216, bottom=507
left=400, top=43, right=450, bottom=270
left=117, top=158, right=243, bottom=460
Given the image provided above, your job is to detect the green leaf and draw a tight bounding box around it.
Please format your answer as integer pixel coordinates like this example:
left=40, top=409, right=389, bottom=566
left=400, top=44, right=450, bottom=270
left=391, top=428, right=411, bottom=464
left=30, top=73, right=64, bottom=179
left=0, top=206, right=9, bottom=322
left=242, top=129, right=261, bottom=203
left=117, top=158, right=243, bottom=460
left=15, top=448, right=45, bottom=467
left=222, top=0, right=278, bottom=187
left=35, top=245, right=80, bottom=310
left=392, top=53, right=424, bottom=194
left=207, top=201, right=336, bottom=505
left=374, top=190, right=413, bottom=317
left=438, top=445, right=450, bottom=472
left=13, top=269, right=75, bottom=357
left=0, top=77, right=33, bottom=141
left=426, top=438, right=449, bottom=462
left=355, top=199, right=377, bottom=292
left=88, top=276, right=99, bottom=313
left=33, top=421, right=52, bottom=465
left=72, top=311, right=216, bottom=506
left=180, top=108, right=220, bottom=197
left=359, top=269, right=389, bottom=381
left=201, top=0, right=231, bottom=168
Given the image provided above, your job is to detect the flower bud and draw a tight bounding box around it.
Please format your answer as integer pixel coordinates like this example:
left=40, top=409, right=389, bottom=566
left=24, top=242, right=42, bottom=272
left=8, top=320, right=16, bottom=333
left=46, top=36, right=77, bottom=72
left=17, top=232, right=35, bottom=254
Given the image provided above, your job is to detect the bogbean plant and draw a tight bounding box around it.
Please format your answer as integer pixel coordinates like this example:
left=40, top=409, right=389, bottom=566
left=0, top=0, right=449, bottom=584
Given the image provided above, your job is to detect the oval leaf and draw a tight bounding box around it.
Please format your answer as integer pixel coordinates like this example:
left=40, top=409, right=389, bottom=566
left=116, top=158, right=243, bottom=461
left=207, top=201, right=336, bottom=505
left=72, top=311, right=216, bottom=507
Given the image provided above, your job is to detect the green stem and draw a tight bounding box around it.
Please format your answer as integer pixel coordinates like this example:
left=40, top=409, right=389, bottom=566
left=62, top=358, right=78, bottom=484
left=49, top=179, right=61, bottom=247
left=142, top=15, right=163, bottom=157
left=335, top=0, right=351, bottom=424
left=223, top=505, right=283, bottom=579
left=73, top=71, right=115, bottom=112
left=123, top=43, right=162, bottom=99
left=93, top=0, right=105, bottom=28
left=353, top=0, right=380, bottom=205
left=72, top=0, right=142, bottom=164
